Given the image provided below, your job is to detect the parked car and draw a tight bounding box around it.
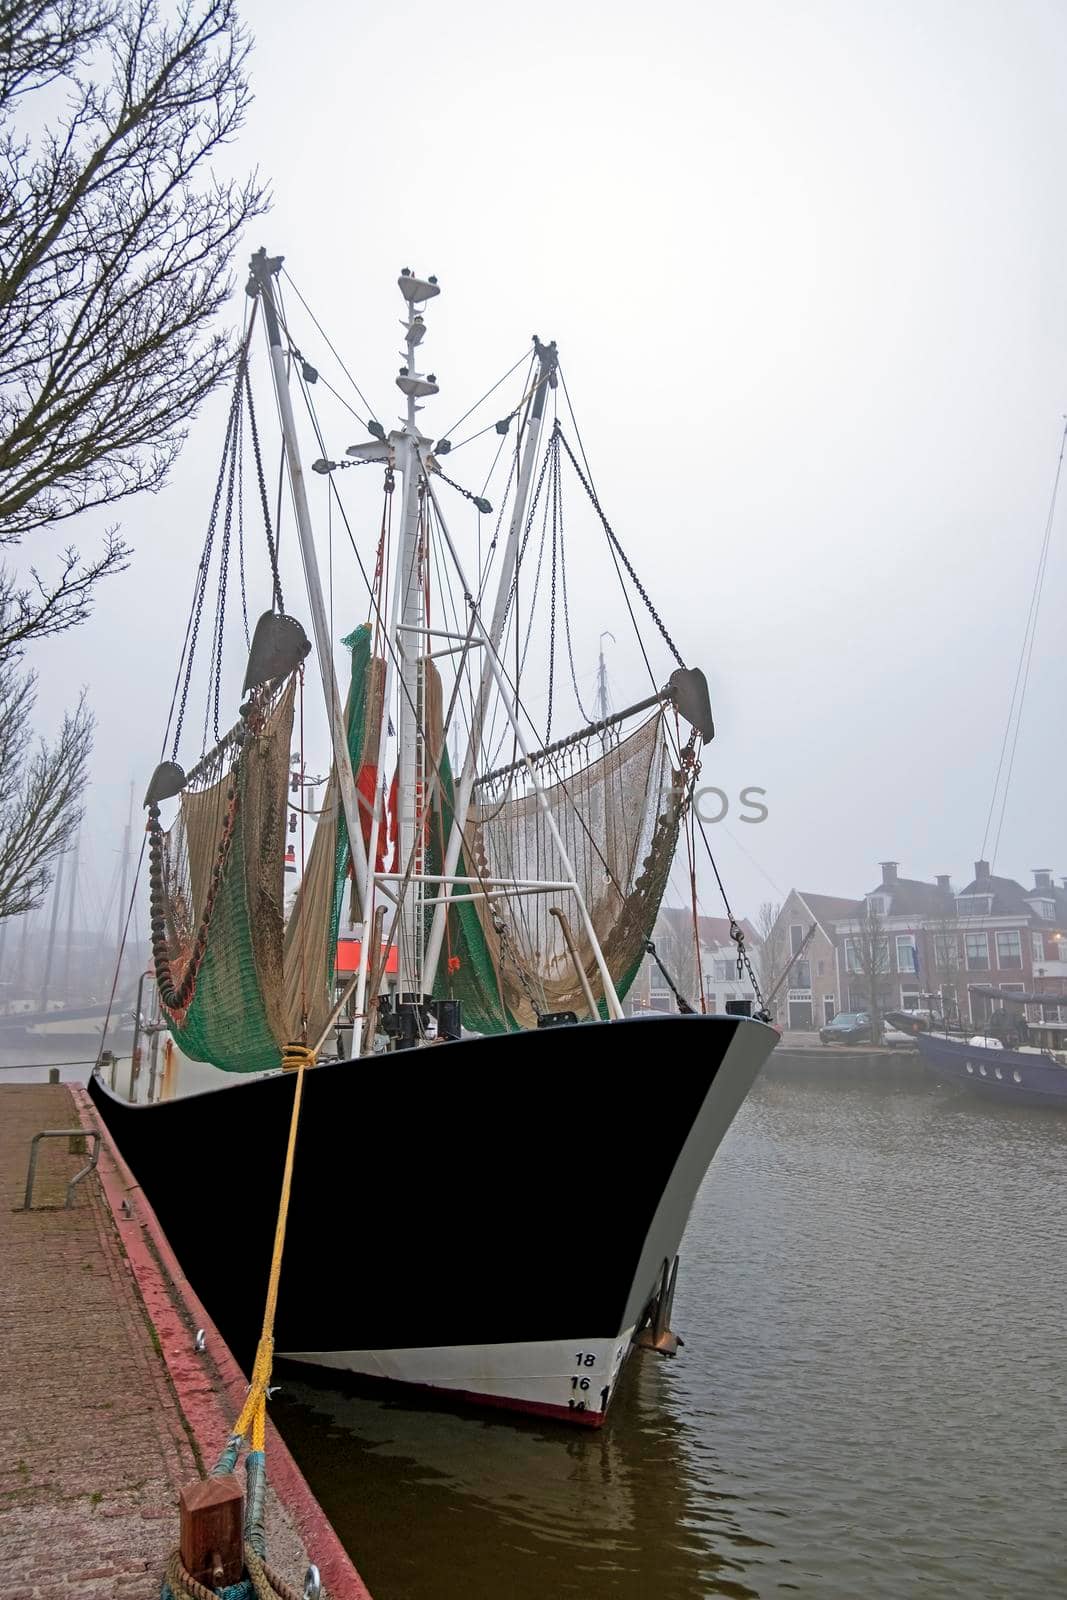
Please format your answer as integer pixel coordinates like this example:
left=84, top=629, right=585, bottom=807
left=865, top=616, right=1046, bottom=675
left=819, top=1011, right=870, bottom=1045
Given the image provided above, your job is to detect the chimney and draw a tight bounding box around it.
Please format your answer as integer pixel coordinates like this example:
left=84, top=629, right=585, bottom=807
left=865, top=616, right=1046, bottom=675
left=936, top=874, right=951, bottom=891
left=974, top=859, right=990, bottom=882
left=1033, top=868, right=1053, bottom=892
left=880, top=861, right=899, bottom=885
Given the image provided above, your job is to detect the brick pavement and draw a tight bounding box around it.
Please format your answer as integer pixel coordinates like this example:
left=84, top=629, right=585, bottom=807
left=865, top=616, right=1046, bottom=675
left=0, top=1083, right=362, bottom=1599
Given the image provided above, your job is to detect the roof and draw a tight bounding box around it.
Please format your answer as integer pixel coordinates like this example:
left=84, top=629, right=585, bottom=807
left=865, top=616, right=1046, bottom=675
left=862, top=877, right=956, bottom=917
left=657, top=906, right=758, bottom=948
left=956, top=872, right=1052, bottom=918
left=796, top=892, right=862, bottom=931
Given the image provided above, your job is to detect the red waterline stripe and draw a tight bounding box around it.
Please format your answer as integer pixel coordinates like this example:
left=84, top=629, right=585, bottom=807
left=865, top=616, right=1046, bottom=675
left=71, top=1084, right=372, bottom=1600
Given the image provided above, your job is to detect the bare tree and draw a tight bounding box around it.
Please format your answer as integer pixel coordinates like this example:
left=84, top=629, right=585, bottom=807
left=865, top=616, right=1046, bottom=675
left=0, top=658, right=92, bottom=920
left=0, top=540, right=129, bottom=665
left=0, top=0, right=266, bottom=630
left=755, top=900, right=786, bottom=1007
left=924, top=914, right=961, bottom=1023
left=848, top=901, right=892, bottom=1045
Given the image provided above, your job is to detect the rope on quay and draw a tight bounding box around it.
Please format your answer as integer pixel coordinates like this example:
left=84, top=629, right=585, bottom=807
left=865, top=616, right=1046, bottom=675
left=164, top=1542, right=303, bottom=1600
left=162, top=1042, right=317, bottom=1600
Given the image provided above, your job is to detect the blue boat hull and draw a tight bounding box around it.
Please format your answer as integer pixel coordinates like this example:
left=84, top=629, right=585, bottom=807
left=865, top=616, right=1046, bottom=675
left=916, top=1032, right=1067, bottom=1108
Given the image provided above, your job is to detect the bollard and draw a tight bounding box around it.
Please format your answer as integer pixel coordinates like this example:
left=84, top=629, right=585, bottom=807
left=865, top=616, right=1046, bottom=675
left=179, top=1474, right=243, bottom=1590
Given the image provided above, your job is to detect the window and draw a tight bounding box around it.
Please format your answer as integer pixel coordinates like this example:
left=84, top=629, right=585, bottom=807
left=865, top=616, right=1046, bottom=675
left=714, top=959, right=732, bottom=982
left=1032, top=930, right=1046, bottom=963
left=1000, top=983, right=1025, bottom=998
left=789, top=924, right=806, bottom=956
left=995, top=930, right=1022, bottom=971
left=901, top=990, right=922, bottom=1010
left=933, top=933, right=957, bottom=969
left=867, top=895, right=889, bottom=916
left=896, top=935, right=917, bottom=974
left=970, top=989, right=991, bottom=1023
left=965, top=932, right=990, bottom=971
left=849, top=937, right=889, bottom=973
left=649, top=960, right=669, bottom=994
left=957, top=895, right=992, bottom=917
left=817, top=959, right=826, bottom=977
left=1033, top=900, right=1056, bottom=921
left=793, top=960, right=811, bottom=989
left=705, top=992, right=717, bottom=1012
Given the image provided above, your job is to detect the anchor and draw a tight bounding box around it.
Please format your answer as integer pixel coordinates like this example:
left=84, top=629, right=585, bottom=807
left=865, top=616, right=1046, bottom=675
left=636, top=1255, right=683, bottom=1356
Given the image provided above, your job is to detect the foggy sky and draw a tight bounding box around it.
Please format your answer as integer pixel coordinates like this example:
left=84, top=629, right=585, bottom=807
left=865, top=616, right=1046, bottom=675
left=15, top=0, right=1067, bottom=936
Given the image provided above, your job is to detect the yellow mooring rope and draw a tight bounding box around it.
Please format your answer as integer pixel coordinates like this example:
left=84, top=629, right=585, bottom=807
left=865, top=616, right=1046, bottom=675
left=232, top=1043, right=315, bottom=1452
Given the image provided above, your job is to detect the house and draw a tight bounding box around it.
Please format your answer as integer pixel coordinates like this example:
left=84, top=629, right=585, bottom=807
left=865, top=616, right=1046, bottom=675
left=764, top=890, right=862, bottom=1030
left=628, top=906, right=760, bottom=1016
left=835, top=862, right=955, bottom=1017
left=946, top=862, right=1067, bottom=1023
left=833, top=860, right=1067, bottom=1025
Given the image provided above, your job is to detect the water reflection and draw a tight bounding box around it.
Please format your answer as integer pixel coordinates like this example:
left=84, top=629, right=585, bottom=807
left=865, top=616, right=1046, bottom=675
left=274, top=1351, right=769, bottom=1600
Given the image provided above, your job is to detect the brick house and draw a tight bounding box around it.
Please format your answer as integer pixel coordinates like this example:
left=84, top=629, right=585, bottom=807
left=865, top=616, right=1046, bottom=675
left=627, top=906, right=760, bottom=1015
left=833, top=860, right=1067, bottom=1025
left=947, top=861, right=1067, bottom=1023
left=834, top=863, right=954, bottom=1017
left=764, top=890, right=862, bottom=1030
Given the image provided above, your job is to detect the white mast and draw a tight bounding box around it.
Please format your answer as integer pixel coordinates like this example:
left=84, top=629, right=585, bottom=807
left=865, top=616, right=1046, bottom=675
left=391, top=271, right=441, bottom=996
left=421, top=337, right=558, bottom=995
left=596, top=631, right=615, bottom=722
left=249, top=249, right=370, bottom=923
left=422, top=475, right=625, bottom=1021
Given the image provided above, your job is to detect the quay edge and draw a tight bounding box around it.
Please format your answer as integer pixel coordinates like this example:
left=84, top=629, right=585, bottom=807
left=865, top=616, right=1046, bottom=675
left=70, top=1084, right=372, bottom=1600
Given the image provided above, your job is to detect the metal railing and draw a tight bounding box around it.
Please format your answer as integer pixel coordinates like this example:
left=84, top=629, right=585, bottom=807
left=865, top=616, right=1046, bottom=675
left=22, top=1129, right=101, bottom=1210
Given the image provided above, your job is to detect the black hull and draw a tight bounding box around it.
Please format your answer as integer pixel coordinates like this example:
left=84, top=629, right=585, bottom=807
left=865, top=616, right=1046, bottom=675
left=87, top=1015, right=775, bottom=1422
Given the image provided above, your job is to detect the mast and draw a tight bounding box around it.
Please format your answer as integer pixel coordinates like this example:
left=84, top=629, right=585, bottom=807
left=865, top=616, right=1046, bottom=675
left=596, top=631, right=614, bottom=722
left=38, top=850, right=64, bottom=1012
left=247, top=248, right=370, bottom=924
left=421, top=335, right=558, bottom=995
left=62, top=830, right=79, bottom=1001
left=392, top=270, right=440, bottom=996
left=423, top=475, right=625, bottom=1021
left=116, top=779, right=133, bottom=986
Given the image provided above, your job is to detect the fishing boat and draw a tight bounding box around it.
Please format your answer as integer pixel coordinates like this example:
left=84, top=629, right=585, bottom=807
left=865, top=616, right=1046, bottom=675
left=88, top=251, right=777, bottom=1427
left=916, top=987, right=1067, bottom=1108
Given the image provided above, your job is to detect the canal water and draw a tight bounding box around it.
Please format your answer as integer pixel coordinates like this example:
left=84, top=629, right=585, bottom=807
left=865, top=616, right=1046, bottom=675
left=272, top=1075, right=1066, bottom=1599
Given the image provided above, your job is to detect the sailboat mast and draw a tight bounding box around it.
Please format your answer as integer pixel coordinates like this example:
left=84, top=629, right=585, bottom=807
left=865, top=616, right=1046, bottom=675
left=247, top=249, right=370, bottom=923
left=116, top=779, right=133, bottom=984
left=62, top=830, right=79, bottom=1001
left=38, top=850, right=65, bottom=1012
left=421, top=337, right=558, bottom=996
left=596, top=632, right=614, bottom=722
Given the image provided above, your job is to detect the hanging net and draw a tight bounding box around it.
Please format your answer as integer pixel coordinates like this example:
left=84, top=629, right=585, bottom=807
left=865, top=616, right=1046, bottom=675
left=283, top=624, right=384, bottom=1045
left=428, top=708, right=683, bottom=1032
left=151, top=681, right=296, bottom=1074
left=150, top=627, right=383, bottom=1072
